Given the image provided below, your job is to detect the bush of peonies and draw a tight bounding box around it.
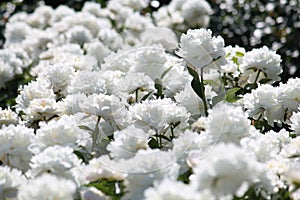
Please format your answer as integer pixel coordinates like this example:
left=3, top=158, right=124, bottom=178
left=0, top=0, right=300, bottom=199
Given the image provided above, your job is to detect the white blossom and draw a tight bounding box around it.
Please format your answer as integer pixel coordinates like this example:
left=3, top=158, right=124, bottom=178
left=240, top=46, right=282, bottom=84
left=176, top=29, right=225, bottom=70
left=0, top=166, right=26, bottom=200
left=0, top=125, right=34, bottom=172
left=107, top=125, right=149, bottom=159
left=18, top=174, right=76, bottom=200
left=144, top=178, right=215, bottom=200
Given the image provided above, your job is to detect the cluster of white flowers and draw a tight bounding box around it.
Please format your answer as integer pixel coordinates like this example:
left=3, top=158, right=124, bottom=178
left=1, top=0, right=300, bottom=199
left=243, top=77, right=300, bottom=125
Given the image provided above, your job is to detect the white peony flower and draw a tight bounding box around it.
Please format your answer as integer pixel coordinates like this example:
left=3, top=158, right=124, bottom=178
left=107, top=125, right=149, bottom=160
left=154, top=0, right=212, bottom=31
left=26, top=98, right=60, bottom=122
left=0, top=48, right=25, bottom=88
left=172, top=130, right=213, bottom=173
left=189, top=143, right=262, bottom=199
left=84, top=41, right=111, bottom=66
left=116, top=0, right=149, bottom=10
left=129, top=98, right=190, bottom=133
left=79, top=93, right=125, bottom=121
left=82, top=2, right=102, bottom=16
left=0, top=166, right=26, bottom=200
left=176, top=28, right=225, bottom=70
left=240, top=46, right=282, bottom=84
left=205, top=102, right=251, bottom=144
left=51, top=5, right=75, bottom=23
left=290, top=111, right=300, bottom=135
left=131, top=46, right=168, bottom=80
left=28, top=145, right=82, bottom=183
left=57, top=93, right=87, bottom=115
left=113, top=72, right=155, bottom=101
left=65, top=71, right=106, bottom=95
left=18, top=174, right=76, bottom=200
left=30, top=115, right=91, bottom=153
left=65, top=25, right=93, bottom=46
left=102, top=49, right=136, bottom=72
left=0, top=108, right=19, bottom=127
left=181, top=0, right=212, bottom=27
left=140, top=27, right=178, bottom=51
left=73, top=156, right=125, bottom=183
left=0, top=125, right=34, bottom=172
left=98, top=28, right=124, bottom=51
left=118, top=149, right=180, bottom=200
left=243, top=84, right=284, bottom=126
left=15, top=78, right=56, bottom=114
left=25, top=5, right=54, bottom=28
left=35, top=46, right=98, bottom=73
left=241, top=129, right=289, bottom=162
left=144, top=178, right=215, bottom=200
left=61, top=12, right=101, bottom=37
left=39, top=63, right=75, bottom=93
left=278, top=78, right=300, bottom=113
left=4, top=21, right=32, bottom=45
left=124, top=12, right=154, bottom=31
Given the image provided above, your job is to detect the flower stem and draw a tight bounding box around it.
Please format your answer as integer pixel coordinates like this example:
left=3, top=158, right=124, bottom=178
left=254, top=69, right=261, bottom=85
left=200, top=68, right=208, bottom=117
left=135, top=88, right=139, bottom=103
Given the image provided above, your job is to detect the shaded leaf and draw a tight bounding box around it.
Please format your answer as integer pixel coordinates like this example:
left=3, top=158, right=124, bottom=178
left=225, top=87, right=241, bottom=103
left=161, top=66, right=173, bottom=79
left=203, top=79, right=219, bottom=87
left=191, top=78, right=204, bottom=100
left=212, top=91, right=225, bottom=106
left=187, top=65, right=200, bottom=81
left=259, top=78, right=272, bottom=84
left=78, top=125, right=93, bottom=132
left=140, top=90, right=153, bottom=101
left=148, top=137, right=159, bottom=149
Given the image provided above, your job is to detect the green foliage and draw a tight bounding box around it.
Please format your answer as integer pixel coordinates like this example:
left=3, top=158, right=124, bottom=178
left=85, top=179, right=125, bottom=200
left=208, top=0, right=300, bottom=83
left=0, top=61, right=35, bottom=108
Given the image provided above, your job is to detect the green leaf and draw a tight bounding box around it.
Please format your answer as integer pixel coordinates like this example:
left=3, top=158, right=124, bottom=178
left=236, top=51, right=244, bottom=57
left=212, top=91, right=225, bottom=106
left=187, top=65, right=200, bottom=81
left=78, top=125, right=93, bottom=132
left=187, top=65, right=207, bottom=103
left=231, top=57, right=238, bottom=65
left=74, top=147, right=92, bottom=164
left=154, top=78, right=164, bottom=98
left=203, top=79, right=219, bottom=87
left=177, top=169, right=192, bottom=184
left=161, top=66, right=173, bottom=79
left=85, top=179, right=124, bottom=199
left=140, top=90, right=153, bottom=101
left=225, top=88, right=241, bottom=103
left=148, top=137, right=159, bottom=149
left=259, top=78, right=272, bottom=84
left=191, top=78, right=204, bottom=100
